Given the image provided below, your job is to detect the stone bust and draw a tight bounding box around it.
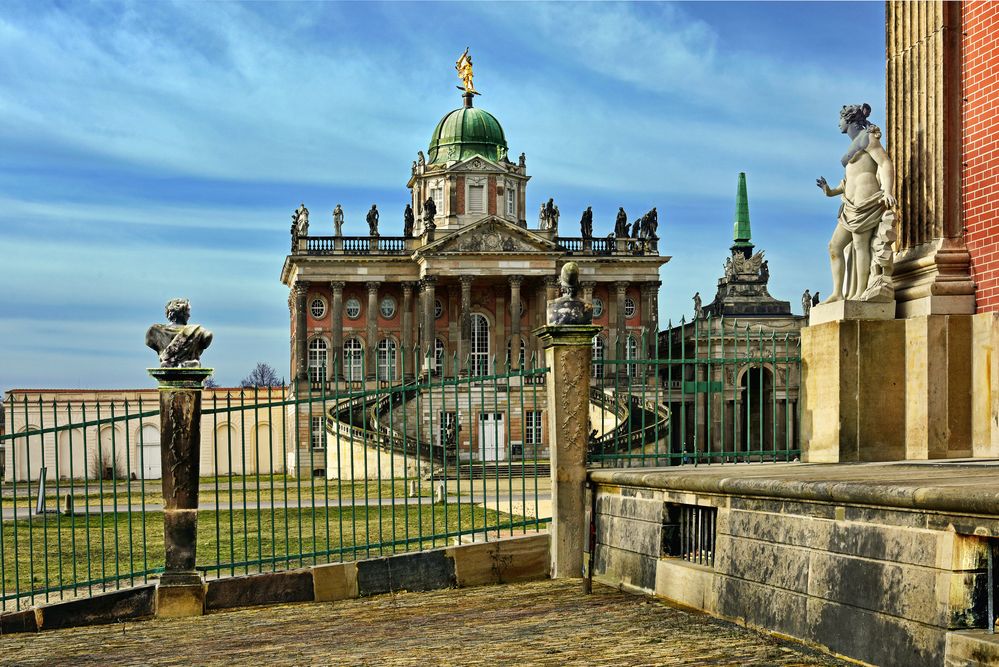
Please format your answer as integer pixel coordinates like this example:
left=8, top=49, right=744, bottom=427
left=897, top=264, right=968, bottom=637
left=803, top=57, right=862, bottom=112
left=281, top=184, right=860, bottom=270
left=146, top=298, right=213, bottom=368
left=547, top=262, right=593, bottom=325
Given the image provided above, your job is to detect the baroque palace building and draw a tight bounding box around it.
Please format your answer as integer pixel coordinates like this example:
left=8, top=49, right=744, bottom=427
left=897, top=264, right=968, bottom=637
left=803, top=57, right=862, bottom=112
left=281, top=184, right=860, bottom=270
left=280, top=81, right=669, bottom=471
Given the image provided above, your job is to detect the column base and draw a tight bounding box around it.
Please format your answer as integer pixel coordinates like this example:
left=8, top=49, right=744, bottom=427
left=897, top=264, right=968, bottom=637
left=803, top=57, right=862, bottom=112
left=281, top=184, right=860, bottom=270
left=808, top=300, right=895, bottom=326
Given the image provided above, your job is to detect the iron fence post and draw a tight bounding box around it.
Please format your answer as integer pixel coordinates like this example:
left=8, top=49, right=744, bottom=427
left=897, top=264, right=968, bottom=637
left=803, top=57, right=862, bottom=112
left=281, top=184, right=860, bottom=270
left=148, top=366, right=213, bottom=617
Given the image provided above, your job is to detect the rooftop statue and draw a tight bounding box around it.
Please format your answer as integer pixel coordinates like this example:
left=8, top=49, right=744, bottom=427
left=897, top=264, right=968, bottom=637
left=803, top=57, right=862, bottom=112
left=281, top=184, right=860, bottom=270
left=366, top=204, right=379, bottom=236
left=417, top=150, right=426, bottom=167
left=146, top=299, right=213, bottom=368
left=333, top=204, right=344, bottom=237
left=580, top=206, right=593, bottom=239
left=293, top=203, right=309, bottom=236
left=403, top=204, right=414, bottom=238
left=693, top=292, right=703, bottom=319
left=539, top=198, right=559, bottom=233
left=614, top=208, right=628, bottom=237
left=642, top=207, right=659, bottom=240
left=802, top=289, right=812, bottom=316
left=456, top=47, right=477, bottom=94
left=518, top=152, right=526, bottom=168
left=816, top=103, right=897, bottom=303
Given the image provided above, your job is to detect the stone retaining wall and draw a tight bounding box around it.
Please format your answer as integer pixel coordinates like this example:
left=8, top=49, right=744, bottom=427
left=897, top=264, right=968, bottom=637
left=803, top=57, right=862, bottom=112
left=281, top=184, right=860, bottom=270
left=590, top=470, right=998, bottom=667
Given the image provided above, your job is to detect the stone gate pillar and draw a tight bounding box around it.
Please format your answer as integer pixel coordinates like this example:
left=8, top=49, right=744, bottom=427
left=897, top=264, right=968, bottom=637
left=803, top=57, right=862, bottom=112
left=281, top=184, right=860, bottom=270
left=148, top=367, right=212, bottom=617
left=534, top=263, right=599, bottom=579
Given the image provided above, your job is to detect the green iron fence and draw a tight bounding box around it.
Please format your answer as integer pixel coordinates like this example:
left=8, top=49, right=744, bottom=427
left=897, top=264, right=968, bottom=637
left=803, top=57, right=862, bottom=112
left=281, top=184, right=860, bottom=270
left=0, top=348, right=551, bottom=611
left=589, top=315, right=802, bottom=466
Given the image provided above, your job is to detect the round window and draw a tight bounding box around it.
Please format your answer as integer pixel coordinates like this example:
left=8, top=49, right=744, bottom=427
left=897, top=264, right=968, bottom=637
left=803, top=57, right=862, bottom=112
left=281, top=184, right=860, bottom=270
left=345, top=298, right=361, bottom=320
left=624, top=297, right=636, bottom=318
left=434, top=298, right=444, bottom=320
left=592, top=297, right=604, bottom=318
left=380, top=297, right=397, bottom=319
left=310, top=298, right=327, bottom=319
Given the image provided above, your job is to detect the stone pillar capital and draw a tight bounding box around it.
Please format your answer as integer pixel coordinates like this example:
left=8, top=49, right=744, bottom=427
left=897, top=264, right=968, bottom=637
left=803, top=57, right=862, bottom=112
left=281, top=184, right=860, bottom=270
left=401, top=281, right=415, bottom=295
left=293, top=281, right=310, bottom=297
left=509, top=275, right=524, bottom=288
left=580, top=280, right=597, bottom=289
left=459, top=275, right=474, bottom=287
left=614, top=281, right=629, bottom=294
left=421, top=275, right=437, bottom=289
left=330, top=281, right=345, bottom=293
left=365, top=281, right=379, bottom=294
left=545, top=275, right=560, bottom=288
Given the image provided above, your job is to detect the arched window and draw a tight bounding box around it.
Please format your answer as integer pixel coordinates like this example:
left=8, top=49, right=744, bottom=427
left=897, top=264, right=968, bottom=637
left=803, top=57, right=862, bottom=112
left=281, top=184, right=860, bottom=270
left=506, top=337, right=526, bottom=370
left=343, top=338, right=363, bottom=381
left=626, top=335, right=639, bottom=377
left=592, top=335, right=605, bottom=379
left=308, top=338, right=328, bottom=384
left=377, top=339, right=397, bottom=381
left=434, top=338, right=446, bottom=375
left=471, top=314, right=490, bottom=376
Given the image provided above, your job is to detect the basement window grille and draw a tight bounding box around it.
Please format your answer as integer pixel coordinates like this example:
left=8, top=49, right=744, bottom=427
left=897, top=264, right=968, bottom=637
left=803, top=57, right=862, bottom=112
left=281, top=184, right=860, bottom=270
left=662, top=503, right=717, bottom=567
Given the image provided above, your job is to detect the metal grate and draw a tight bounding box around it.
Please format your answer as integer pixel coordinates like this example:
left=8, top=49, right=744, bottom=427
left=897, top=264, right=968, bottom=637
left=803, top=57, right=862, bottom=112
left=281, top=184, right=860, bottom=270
left=662, top=503, right=717, bottom=567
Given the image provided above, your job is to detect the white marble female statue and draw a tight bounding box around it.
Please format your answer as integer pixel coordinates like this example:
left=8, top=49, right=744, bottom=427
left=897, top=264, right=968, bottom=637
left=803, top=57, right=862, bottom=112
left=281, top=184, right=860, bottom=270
left=816, top=104, right=897, bottom=303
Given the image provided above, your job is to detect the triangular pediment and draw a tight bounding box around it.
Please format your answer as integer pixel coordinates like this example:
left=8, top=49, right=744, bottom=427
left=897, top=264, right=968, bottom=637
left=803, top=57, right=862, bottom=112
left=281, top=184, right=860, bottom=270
left=418, top=217, right=561, bottom=255
left=448, top=155, right=507, bottom=174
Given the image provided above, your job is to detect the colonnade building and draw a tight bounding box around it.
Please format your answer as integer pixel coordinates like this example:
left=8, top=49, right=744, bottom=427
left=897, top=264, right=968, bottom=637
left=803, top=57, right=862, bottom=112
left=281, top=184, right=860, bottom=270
left=280, top=86, right=669, bottom=469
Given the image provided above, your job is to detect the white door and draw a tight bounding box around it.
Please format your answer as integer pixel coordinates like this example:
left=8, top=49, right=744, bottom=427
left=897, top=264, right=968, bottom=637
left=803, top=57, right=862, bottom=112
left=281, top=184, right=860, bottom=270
left=141, top=425, right=162, bottom=480
left=479, top=413, right=506, bottom=461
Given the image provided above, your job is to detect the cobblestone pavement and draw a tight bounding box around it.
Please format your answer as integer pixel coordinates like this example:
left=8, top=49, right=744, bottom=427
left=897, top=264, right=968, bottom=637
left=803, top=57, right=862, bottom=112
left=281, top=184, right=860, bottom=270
left=2, top=580, right=850, bottom=666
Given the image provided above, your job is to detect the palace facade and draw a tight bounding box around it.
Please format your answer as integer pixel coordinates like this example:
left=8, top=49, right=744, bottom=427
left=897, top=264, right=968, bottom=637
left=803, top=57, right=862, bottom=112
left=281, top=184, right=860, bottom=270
left=281, top=87, right=669, bottom=472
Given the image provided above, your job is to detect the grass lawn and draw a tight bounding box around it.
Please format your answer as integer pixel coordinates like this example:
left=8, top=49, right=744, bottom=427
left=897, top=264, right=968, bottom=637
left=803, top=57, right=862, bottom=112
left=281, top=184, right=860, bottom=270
left=0, top=503, right=541, bottom=610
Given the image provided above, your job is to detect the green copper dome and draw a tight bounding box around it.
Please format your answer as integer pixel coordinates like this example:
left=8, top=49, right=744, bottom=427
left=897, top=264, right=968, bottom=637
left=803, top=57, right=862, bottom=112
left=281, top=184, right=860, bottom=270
left=428, top=97, right=508, bottom=164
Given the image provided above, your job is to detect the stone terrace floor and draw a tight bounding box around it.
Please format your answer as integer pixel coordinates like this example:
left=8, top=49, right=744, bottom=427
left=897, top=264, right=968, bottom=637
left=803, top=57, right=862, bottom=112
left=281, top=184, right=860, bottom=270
left=2, top=580, right=850, bottom=666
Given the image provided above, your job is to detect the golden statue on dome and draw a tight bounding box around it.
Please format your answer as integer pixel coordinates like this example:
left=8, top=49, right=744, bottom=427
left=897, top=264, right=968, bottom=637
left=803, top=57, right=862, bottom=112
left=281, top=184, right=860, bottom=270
left=456, top=47, right=478, bottom=95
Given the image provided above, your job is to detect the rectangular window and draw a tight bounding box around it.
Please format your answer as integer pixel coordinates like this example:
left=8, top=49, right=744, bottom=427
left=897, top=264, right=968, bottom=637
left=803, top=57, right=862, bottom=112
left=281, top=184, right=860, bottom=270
left=468, top=184, right=484, bottom=213
left=438, top=411, right=457, bottom=448
left=311, top=416, right=326, bottom=451
left=524, top=410, right=543, bottom=446
left=505, top=187, right=515, bottom=216
left=431, top=187, right=444, bottom=213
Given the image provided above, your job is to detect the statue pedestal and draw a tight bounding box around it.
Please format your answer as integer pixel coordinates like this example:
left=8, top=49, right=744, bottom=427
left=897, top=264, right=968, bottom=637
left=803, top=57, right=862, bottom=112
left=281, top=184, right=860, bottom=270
left=808, top=300, right=895, bottom=327
left=801, top=319, right=906, bottom=462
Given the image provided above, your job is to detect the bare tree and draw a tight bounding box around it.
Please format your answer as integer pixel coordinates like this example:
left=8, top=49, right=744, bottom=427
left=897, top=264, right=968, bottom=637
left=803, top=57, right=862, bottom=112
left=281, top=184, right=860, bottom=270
left=203, top=374, right=219, bottom=388
left=241, top=362, right=283, bottom=388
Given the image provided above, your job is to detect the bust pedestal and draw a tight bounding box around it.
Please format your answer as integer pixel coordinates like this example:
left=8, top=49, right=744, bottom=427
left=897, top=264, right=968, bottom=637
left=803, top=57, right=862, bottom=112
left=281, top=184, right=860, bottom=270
left=808, top=299, right=895, bottom=327
left=148, top=367, right=212, bottom=617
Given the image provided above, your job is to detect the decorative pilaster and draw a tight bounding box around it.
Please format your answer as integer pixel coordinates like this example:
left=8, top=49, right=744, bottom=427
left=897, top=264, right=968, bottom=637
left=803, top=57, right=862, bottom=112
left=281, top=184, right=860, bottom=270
left=581, top=281, right=596, bottom=305
left=331, top=282, right=344, bottom=380
left=366, top=282, right=378, bottom=379
left=509, top=276, right=523, bottom=370
left=545, top=275, right=560, bottom=304
left=293, top=282, right=309, bottom=382
left=401, top=282, right=415, bottom=380
left=887, top=1, right=974, bottom=316
left=459, top=275, right=473, bottom=375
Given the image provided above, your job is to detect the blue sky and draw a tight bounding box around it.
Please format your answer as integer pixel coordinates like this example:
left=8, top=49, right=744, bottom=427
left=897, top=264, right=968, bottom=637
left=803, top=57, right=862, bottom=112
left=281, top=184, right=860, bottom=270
left=0, top=1, right=885, bottom=390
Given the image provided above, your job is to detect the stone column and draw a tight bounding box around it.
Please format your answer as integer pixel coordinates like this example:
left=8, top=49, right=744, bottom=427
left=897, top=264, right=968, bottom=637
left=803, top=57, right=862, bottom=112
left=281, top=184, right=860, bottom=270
left=509, top=276, right=523, bottom=370
left=293, top=282, right=309, bottom=383
left=614, top=281, right=628, bottom=364
left=148, top=367, right=212, bottom=617
left=366, top=282, right=378, bottom=380
left=887, top=1, right=974, bottom=316
left=422, top=276, right=436, bottom=374
left=401, top=282, right=415, bottom=381
left=534, top=322, right=600, bottom=579
left=459, top=275, right=473, bottom=375
left=545, top=275, right=560, bottom=304
left=581, top=281, right=595, bottom=305
left=331, top=281, right=344, bottom=380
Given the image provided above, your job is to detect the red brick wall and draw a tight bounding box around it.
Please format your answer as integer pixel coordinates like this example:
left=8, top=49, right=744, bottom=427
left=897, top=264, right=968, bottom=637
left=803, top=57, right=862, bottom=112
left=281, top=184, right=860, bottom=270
left=488, top=176, right=497, bottom=216
left=963, top=1, right=999, bottom=311
left=455, top=176, right=465, bottom=215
